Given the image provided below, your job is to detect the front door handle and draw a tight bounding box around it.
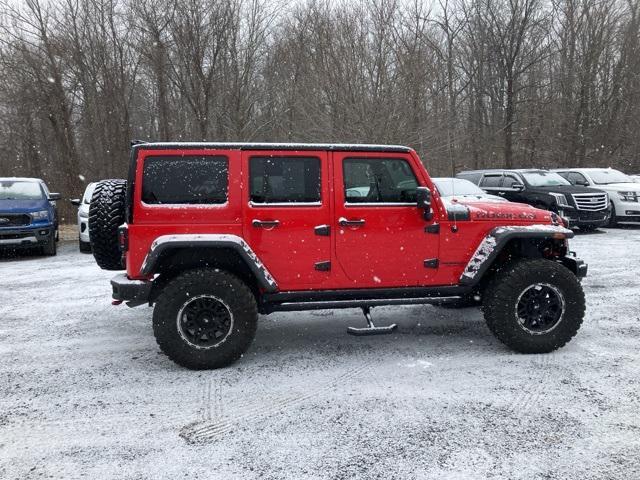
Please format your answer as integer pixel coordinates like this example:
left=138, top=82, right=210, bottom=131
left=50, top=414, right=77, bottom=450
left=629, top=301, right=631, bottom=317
left=338, top=217, right=365, bottom=227
left=252, top=219, right=280, bottom=229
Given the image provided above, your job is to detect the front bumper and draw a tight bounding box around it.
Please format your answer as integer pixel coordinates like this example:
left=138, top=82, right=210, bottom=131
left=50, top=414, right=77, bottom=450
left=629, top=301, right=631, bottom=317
left=559, top=207, right=610, bottom=228
left=111, top=273, right=152, bottom=307
left=0, top=225, right=54, bottom=247
left=561, top=254, right=588, bottom=279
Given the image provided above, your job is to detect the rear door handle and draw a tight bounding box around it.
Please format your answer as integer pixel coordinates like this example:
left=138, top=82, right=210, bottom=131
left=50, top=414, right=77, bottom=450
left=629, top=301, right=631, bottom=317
left=338, top=217, right=365, bottom=227
left=252, top=219, right=280, bottom=229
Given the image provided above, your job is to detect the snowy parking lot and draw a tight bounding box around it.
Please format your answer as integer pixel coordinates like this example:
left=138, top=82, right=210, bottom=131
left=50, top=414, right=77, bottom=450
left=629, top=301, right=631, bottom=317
left=1, top=228, right=639, bottom=479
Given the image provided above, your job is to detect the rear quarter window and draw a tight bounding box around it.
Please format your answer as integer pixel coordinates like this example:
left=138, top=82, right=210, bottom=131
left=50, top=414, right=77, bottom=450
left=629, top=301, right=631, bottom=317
left=142, top=155, right=228, bottom=204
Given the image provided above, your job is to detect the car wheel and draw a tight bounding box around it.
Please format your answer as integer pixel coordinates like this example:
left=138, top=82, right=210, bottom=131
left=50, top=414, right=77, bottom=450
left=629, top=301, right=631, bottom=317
left=608, top=202, right=618, bottom=227
left=482, top=258, right=585, bottom=353
left=42, top=235, right=57, bottom=256
left=152, top=268, right=258, bottom=370
left=89, top=179, right=127, bottom=270
left=79, top=237, right=92, bottom=253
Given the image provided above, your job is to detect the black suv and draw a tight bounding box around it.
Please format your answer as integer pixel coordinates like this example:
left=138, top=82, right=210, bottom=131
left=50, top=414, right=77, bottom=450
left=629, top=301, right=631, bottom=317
left=457, top=169, right=610, bottom=230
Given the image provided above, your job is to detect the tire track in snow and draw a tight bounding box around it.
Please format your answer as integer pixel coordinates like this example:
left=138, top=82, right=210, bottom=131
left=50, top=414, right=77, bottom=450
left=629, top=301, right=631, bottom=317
left=180, top=360, right=373, bottom=444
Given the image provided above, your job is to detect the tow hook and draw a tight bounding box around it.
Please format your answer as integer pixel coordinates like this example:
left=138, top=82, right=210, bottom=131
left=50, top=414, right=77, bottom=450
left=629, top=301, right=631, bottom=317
left=112, top=299, right=123, bottom=306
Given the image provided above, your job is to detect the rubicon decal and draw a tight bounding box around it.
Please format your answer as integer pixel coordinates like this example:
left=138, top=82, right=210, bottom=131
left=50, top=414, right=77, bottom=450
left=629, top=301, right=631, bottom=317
left=475, top=211, right=537, bottom=220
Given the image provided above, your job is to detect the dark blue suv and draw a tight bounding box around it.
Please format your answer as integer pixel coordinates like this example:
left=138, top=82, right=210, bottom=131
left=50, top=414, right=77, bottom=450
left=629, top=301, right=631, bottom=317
left=0, top=178, right=60, bottom=255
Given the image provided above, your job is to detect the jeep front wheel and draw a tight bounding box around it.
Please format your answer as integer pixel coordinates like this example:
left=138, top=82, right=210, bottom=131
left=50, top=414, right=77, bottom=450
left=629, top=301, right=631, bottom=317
left=152, top=268, right=258, bottom=370
left=482, top=259, right=585, bottom=353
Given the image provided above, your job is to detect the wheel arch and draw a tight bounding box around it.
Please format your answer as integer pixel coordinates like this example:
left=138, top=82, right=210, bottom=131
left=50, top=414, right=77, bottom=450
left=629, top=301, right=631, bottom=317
left=141, top=235, right=278, bottom=300
left=460, top=225, right=579, bottom=288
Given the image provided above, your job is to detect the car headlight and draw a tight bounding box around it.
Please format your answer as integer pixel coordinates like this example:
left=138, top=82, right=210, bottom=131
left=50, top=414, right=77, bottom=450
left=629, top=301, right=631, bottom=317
left=30, top=210, right=50, bottom=221
left=618, top=191, right=639, bottom=202
left=549, top=193, right=570, bottom=207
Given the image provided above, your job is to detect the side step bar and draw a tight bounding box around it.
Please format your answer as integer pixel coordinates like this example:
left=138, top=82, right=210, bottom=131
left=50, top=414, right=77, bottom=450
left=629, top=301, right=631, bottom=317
left=264, top=296, right=464, bottom=312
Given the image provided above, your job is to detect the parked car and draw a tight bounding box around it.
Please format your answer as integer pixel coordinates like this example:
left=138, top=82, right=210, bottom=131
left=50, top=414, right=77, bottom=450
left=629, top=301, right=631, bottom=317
left=71, top=182, right=96, bottom=253
left=630, top=174, right=640, bottom=183
left=457, top=169, right=610, bottom=231
left=87, top=142, right=587, bottom=370
left=553, top=168, right=640, bottom=226
left=432, top=177, right=507, bottom=202
left=0, top=177, right=60, bottom=255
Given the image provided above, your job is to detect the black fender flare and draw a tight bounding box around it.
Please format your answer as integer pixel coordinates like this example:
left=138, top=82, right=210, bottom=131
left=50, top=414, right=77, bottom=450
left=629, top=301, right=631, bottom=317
left=459, top=225, right=576, bottom=286
left=140, top=234, right=278, bottom=292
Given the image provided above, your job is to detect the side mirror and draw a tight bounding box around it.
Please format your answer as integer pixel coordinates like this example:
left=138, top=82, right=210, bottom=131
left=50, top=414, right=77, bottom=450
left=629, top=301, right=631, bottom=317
left=416, top=186, right=433, bottom=220
left=70, top=198, right=81, bottom=206
left=49, top=193, right=61, bottom=201
left=577, top=180, right=589, bottom=187
left=512, top=183, right=525, bottom=191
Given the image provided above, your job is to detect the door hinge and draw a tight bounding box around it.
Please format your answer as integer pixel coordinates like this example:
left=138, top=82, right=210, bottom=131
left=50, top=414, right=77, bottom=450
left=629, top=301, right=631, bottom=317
left=315, top=261, right=331, bottom=271
left=314, top=225, right=330, bottom=236
left=424, top=258, right=439, bottom=269
left=425, top=223, right=440, bottom=234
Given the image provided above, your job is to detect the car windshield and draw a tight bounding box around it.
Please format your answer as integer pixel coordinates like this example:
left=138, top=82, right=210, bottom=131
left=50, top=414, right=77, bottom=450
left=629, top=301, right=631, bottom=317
left=0, top=181, right=44, bottom=200
left=587, top=169, right=632, bottom=185
left=434, top=178, right=486, bottom=196
left=522, top=172, right=570, bottom=187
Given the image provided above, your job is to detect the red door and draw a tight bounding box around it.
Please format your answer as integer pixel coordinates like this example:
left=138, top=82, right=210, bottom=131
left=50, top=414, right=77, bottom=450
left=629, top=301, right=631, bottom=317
left=333, top=152, right=439, bottom=288
left=243, top=151, right=332, bottom=290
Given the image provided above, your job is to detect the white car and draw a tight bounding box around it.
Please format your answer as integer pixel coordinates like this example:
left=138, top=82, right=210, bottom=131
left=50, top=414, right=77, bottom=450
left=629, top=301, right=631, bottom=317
left=630, top=174, right=640, bottom=183
left=554, top=168, right=640, bottom=226
left=71, top=183, right=96, bottom=252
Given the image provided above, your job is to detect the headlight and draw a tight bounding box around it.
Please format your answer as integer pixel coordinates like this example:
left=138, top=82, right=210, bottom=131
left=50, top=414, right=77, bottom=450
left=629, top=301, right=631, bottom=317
left=549, top=193, right=570, bottom=207
left=618, top=191, right=639, bottom=202
left=30, top=210, right=50, bottom=221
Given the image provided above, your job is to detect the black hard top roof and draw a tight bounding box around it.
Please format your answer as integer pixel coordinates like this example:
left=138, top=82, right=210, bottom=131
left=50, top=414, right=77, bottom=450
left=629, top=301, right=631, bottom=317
left=132, top=141, right=413, bottom=153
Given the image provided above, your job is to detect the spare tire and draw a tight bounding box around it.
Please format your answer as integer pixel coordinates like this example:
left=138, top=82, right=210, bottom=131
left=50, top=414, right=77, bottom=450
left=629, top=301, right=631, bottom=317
left=89, top=179, right=127, bottom=270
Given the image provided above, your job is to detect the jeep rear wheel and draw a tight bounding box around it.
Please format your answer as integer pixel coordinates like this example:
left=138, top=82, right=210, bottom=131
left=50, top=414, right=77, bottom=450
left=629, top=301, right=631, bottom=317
left=482, top=258, right=585, bottom=353
left=152, top=268, right=258, bottom=370
left=89, top=179, right=127, bottom=270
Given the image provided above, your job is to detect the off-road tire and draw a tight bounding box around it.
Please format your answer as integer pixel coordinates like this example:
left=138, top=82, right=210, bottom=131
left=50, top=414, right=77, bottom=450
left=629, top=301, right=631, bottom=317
left=89, top=179, right=127, bottom=270
left=153, top=268, right=258, bottom=370
left=482, top=258, right=585, bottom=353
left=79, top=237, right=92, bottom=253
left=42, top=235, right=56, bottom=256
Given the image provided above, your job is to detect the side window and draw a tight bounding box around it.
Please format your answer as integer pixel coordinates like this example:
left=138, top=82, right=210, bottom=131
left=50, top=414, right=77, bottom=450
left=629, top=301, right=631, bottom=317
left=142, top=155, right=228, bottom=204
left=502, top=175, right=521, bottom=188
left=250, top=156, right=320, bottom=204
left=480, top=175, right=503, bottom=188
left=343, top=158, right=418, bottom=204
left=568, top=172, right=587, bottom=185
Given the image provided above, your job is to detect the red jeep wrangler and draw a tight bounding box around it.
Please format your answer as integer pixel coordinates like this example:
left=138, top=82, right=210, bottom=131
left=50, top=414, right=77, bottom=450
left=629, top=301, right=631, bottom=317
left=89, top=142, right=587, bottom=370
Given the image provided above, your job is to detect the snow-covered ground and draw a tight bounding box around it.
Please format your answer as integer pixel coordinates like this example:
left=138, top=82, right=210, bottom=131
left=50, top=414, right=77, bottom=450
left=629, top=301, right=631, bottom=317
left=1, top=228, right=639, bottom=479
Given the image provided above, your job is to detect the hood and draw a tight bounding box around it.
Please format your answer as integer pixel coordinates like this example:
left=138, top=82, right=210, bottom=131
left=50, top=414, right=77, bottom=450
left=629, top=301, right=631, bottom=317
left=528, top=184, right=603, bottom=195
left=590, top=182, right=640, bottom=192
left=443, top=198, right=552, bottom=223
left=447, top=194, right=507, bottom=203
left=0, top=198, right=49, bottom=213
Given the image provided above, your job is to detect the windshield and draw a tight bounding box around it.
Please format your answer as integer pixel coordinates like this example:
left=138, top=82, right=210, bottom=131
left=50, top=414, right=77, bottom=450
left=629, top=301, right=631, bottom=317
left=522, top=172, right=570, bottom=187
left=0, top=181, right=44, bottom=200
left=587, top=169, right=632, bottom=185
left=434, top=178, right=486, bottom=196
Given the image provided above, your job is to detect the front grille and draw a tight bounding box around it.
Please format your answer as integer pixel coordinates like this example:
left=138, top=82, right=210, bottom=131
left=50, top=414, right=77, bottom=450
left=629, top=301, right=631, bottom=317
left=0, top=213, right=31, bottom=227
left=572, top=193, right=608, bottom=211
